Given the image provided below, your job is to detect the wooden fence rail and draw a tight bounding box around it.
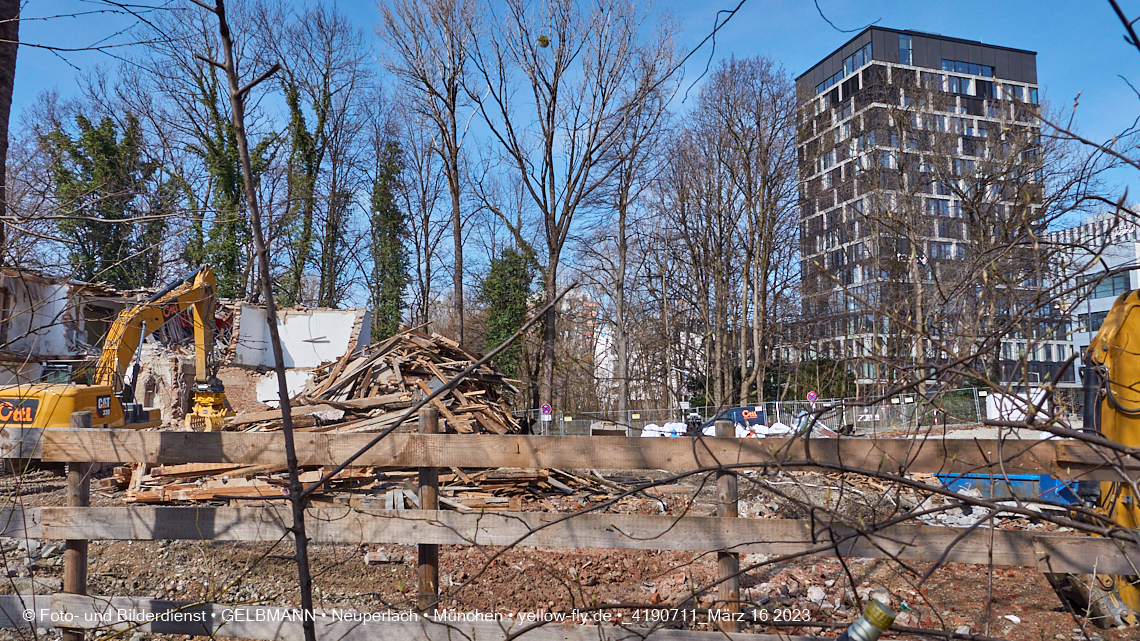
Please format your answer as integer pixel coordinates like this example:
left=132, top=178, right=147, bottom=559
left=2, top=427, right=1136, bottom=480
left=0, top=506, right=1135, bottom=575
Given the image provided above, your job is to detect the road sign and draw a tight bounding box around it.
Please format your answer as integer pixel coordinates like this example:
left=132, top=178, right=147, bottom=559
left=807, top=390, right=818, bottom=403
left=541, top=404, right=552, bottom=415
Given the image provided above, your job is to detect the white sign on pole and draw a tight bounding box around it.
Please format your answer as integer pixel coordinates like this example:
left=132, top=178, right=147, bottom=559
left=541, top=414, right=552, bottom=421
left=679, top=401, right=690, bottom=410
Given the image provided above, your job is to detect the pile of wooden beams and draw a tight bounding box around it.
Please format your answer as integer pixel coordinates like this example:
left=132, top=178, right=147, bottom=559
left=99, top=462, right=376, bottom=503
left=227, top=328, right=523, bottom=434
left=437, top=468, right=624, bottom=511
left=97, top=463, right=628, bottom=511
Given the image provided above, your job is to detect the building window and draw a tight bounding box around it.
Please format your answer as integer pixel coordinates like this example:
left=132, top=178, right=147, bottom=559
left=817, top=42, right=872, bottom=95
left=941, top=60, right=994, bottom=77
left=1078, top=310, right=1110, bottom=332
left=1002, top=84, right=1024, bottom=101
left=898, top=34, right=912, bottom=65
left=1082, top=272, right=1131, bottom=299
left=1029, top=87, right=1039, bottom=104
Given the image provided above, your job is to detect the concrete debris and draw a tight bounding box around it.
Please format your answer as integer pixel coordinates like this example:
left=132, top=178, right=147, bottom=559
left=364, top=551, right=403, bottom=565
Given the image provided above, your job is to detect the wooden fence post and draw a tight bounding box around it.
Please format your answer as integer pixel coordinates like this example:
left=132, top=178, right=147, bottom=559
left=417, top=407, right=439, bottom=614
left=714, top=418, right=740, bottom=633
left=63, top=411, right=91, bottom=641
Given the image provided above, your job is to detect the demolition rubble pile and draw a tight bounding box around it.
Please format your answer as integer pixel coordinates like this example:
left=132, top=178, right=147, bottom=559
left=97, top=329, right=631, bottom=508
left=229, top=328, right=522, bottom=434
left=100, top=463, right=629, bottom=509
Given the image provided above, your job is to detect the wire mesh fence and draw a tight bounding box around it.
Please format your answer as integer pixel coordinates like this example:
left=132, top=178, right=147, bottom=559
left=519, top=388, right=992, bottom=436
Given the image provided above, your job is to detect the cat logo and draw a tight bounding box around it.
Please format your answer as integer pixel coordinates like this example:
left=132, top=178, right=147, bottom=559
left=742, top=410, right=758, bottom=420
left=161, top=303, right=180, bottom=320
left=96, top=395, right=112, bottom=418
left=0, top=399, right=38, bottom=424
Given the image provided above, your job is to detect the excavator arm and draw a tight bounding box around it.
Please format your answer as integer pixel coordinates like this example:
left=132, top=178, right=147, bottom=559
left=94, top=265, right=230, bottom=430
left=1049, top=288, right=1140, bottom=627
left=95, top=265, right=217, bottom=389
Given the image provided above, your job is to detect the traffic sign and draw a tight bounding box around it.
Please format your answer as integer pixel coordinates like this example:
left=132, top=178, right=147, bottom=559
left=541, top=404, right=552, bottom=415
left=807, top=390, right=818, bottom=403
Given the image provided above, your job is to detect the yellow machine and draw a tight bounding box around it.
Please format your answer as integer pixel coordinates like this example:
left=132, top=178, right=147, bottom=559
left=1050, top=288, right=1140, bottom=627
left=0, top=265, right=230, bottom=431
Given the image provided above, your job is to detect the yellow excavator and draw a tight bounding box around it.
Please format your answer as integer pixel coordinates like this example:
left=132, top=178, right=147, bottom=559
left=1048, top=288, right=1140, bottom=627
left=0, top=265, right=230, bottom=431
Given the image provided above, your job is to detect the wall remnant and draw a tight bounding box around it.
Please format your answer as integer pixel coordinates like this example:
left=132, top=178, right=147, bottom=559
left=230, top=305, right=370, bottom=369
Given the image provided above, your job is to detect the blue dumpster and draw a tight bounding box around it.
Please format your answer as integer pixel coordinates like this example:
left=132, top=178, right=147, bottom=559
left=933, top=473, right=1082, bottom=505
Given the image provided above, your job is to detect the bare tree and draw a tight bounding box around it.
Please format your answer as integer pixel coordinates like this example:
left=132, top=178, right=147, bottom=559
left=190, top=4, right=316, bottom=641
left=468, top=0, right=675, bottom=408
left=394, top=111, right=450, bottom=327
left=379, top=0, right=475, bottom=343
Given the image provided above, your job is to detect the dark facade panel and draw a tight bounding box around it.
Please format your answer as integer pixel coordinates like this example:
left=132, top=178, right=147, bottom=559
left=1014, top=52, right=1037, bottom=83
left=994, top=49, right=1010, bottom=79
left=874, top=30, right=895, bottom=64
left=797, top=27, right=1037, bottom=98
left=966, top=43, right=983, bottom=64
left=1006, top=54, right=1023, bottom=83
left=911, top=35, right=937, bottom=69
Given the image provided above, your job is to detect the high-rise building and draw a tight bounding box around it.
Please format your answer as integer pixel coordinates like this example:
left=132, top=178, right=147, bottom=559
left=794, top=27, right=1069, bottom=387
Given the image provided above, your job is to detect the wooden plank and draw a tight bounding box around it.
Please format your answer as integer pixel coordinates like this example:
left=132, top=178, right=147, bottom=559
left=0, top=595, right=53, bottom=630
left=28, top=506, right=1140, bottom=574
left=0, top=507, right=42, bottom=538
left=150, top=462, right=248, bottom=478
left=47, top=594, right=820, bottom=640
left=6, top=428, right=1139, bottom=480
left=331, top=393, right=411, bottom=410
left=227, top=404, right=341, bottom=427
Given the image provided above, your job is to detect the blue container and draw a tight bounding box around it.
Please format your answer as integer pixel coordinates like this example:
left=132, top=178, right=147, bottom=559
left=933, top=473, right=1082, bottom=505
left=1039, top=475, right=1082, bottom=505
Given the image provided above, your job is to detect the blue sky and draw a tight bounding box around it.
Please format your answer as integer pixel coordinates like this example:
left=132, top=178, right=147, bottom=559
left=14, top=0, right=1140, bottom=205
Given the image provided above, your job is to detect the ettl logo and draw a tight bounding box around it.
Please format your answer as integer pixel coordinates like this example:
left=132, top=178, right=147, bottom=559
left=96, top=395, right=112, bottom=418
left=0, top=399, right=38, bottom=424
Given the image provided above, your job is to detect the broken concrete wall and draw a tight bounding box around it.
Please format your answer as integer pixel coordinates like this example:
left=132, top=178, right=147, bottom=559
left=133, top=343, right=196, bottom=425
left=0, top=272, right=76, bottom=359
left=230, top=305, right=370, bottom=369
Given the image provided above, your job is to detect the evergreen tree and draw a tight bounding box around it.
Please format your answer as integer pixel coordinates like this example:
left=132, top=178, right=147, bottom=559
left=184, top=72, right=275, bottom=299
left=480, top=246, right=536, bottom=378
left=278, top=81, right=323, bottom=306
left=369, top=139, right=409, bottom=340
left=42, top=114, right=164, bottom=289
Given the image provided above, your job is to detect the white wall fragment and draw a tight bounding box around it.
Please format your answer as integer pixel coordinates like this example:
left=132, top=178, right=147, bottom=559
left=256, top=370, right=316, bottom=408
left=232, top=304, right=369, bottom=369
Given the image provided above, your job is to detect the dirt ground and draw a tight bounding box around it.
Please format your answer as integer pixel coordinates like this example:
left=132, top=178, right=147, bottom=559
left=0, top=467, right=1132, bottom=641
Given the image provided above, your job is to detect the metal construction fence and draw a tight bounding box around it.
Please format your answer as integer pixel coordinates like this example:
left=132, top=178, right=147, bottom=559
left=520, top=388, right=996, bottom=436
